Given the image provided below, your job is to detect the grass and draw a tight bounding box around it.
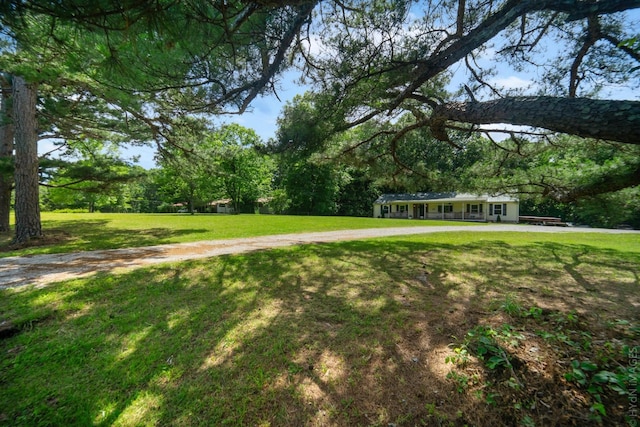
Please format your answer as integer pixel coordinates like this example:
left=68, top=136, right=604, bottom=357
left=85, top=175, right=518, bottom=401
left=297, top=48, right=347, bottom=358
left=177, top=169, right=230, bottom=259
left=0, top=212, right=481, bottom=257
left=1, top=231, right=638, bottom=426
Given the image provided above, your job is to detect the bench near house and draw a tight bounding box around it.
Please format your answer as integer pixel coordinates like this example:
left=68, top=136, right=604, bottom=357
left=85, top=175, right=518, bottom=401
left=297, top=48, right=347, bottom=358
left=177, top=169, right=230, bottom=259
left=373, top=192, right=519, bottom=222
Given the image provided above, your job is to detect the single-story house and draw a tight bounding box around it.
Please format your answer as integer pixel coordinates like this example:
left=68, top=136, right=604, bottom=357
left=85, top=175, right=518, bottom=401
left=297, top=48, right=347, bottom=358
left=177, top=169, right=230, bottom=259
left=208, top=199, right=234, bottom=214
left=257, top=197, right=273, bottom=214
left=373, top=192, right=519, bottom=222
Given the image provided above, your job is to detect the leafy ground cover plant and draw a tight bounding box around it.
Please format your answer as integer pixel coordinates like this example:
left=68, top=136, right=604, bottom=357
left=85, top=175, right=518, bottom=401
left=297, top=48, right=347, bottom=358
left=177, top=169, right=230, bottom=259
left=447, top=306, right=639, bottom=425
left=0, top=231, right=638, bottom=426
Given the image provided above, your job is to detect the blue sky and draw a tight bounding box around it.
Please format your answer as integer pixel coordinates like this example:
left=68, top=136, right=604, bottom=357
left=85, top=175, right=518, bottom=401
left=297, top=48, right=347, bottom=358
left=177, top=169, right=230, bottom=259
left=119, top=70, right=308, bottom=169
left=217, top=70, right=309, bottom=144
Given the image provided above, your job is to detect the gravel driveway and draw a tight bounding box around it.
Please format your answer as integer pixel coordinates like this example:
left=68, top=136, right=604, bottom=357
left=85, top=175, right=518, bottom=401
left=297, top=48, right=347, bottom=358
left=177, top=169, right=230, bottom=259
left=1, top=224, right=637, bottom=289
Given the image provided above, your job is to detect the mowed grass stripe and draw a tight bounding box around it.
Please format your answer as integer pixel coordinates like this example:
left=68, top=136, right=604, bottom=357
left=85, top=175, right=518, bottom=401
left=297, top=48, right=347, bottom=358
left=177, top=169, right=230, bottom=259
left=1, top=212, right=482, bottom=257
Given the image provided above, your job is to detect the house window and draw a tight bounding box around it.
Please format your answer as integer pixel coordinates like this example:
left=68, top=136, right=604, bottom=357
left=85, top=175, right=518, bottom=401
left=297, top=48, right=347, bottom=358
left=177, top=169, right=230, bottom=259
left=466, top=204, right=483, bottom=214
left=383, top=206, right=389, bottom=213
left=490, top=204, right=507, bottom=216
left=399, top=204, right=408, bottom=212
left=438, top=204, right=453, bottom=213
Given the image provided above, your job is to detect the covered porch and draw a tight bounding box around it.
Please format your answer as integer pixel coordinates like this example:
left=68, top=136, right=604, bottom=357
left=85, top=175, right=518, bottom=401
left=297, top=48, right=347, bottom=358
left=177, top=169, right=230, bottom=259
left=383, top=201, right=487, bottom=221
left=374, top=193, right=519, bottom=222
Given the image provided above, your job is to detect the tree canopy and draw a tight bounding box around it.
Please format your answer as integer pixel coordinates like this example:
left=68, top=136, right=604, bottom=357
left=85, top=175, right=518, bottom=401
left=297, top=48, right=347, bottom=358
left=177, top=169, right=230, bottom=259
left=274, top=0, right=640, bottom=201
left=295, top=1, right=640, bottom=143
left=3, top=1, right=638, bottom=141
left=154, top=121, right=273, bottom=213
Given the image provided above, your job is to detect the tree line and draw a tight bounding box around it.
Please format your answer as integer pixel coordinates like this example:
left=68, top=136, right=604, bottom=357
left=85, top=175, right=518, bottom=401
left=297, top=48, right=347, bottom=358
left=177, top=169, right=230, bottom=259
left=0, top=1, right=638, bottom=242
left=36, top=98, right=640, bottom=229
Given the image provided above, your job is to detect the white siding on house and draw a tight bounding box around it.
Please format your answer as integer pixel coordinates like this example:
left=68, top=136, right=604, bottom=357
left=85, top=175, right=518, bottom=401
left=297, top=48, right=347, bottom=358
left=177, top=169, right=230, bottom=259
left=487, top=202, right=519, bottom=222
left=374, top=193, right=519, bottom=222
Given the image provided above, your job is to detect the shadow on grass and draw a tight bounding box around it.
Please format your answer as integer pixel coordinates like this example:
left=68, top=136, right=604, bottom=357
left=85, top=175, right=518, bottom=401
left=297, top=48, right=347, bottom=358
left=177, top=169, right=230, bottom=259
left=0, top=220, right=209, bottom=256
left=0, top=237, right=638, bottom=425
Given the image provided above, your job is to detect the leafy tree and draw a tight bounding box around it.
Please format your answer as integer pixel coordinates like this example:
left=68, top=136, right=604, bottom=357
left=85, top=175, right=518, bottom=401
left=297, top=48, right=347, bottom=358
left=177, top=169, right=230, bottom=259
left=213, top=124, right=274, bottom=213
left=300, top=1, right=639, bottom=143
left=456, top=133, right=640, bottom=227
left=271, top=93, right=490, bottom=215
left=291, top=1, right=639, bottom=202
left=156, top=123, right=274, bottom=213
left=267, top=189, right=291, bottom=215
left=574, top=187, right=640, bottom=228
left=330, top=114, right=487, bottom=192
left=1, top=1, right=317, bottom=116
left=0, top=14, right=154, bottom=241
left=519, top=186, right=640, bottom=228
left=6, top=1, right=634, bottom=145
left=270, top=94, right=348, bottom=215
left=279, top=159, right=344, bottom=215
left=155, top=118, right=223, bottom=213
left=125, top=170, right=163, bottom=213
left=464, top=135, right=640, bottom=202
left=42, top=157, right=146, bottom=212
left=335, top=169, right=379, bottom=217
left=154, top=167, right=200, bottom=213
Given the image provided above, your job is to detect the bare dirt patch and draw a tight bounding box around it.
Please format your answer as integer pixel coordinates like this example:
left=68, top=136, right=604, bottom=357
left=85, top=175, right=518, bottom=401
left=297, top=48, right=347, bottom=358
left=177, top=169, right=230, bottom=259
left=0, top=230, right=71, bottom=253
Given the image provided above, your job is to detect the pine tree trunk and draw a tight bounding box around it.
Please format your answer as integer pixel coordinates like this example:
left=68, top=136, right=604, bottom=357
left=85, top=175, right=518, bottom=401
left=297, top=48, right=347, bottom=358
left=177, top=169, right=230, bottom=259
left=0, top=77, right=14, bottom=233
left=12, top=76, right=42, bottom=243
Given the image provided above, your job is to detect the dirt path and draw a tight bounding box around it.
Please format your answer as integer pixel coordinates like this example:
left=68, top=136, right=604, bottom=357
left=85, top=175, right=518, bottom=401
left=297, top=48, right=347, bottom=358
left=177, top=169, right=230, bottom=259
left=1, top=224, right=637, bottom=289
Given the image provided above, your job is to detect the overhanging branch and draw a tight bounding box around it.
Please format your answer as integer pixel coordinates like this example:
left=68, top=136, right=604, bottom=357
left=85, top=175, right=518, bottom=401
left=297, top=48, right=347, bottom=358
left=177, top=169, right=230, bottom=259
left=431, top=97, right=640, bottom=145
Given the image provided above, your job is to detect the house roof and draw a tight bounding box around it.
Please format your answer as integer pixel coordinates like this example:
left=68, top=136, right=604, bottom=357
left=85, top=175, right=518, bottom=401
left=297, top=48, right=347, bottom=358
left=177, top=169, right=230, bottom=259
left=208, top=199, right=232, bottom=205
left=373, top=192, right=518, bottom=204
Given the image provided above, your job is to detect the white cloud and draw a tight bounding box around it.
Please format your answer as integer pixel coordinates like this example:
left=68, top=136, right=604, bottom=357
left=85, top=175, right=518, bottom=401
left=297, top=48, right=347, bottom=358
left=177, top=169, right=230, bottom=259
left=300, top=33, right=326, bottom=58
left=37, top=139, right=62, bottom=157
left=489, top=75, right=533, bottom=90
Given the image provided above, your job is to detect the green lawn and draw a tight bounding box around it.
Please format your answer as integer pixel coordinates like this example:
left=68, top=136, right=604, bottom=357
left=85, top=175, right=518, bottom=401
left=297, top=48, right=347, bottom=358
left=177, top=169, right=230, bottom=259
left=1, top=231, right=638, bottom=426
left=0, top=212, right=482, bottom=257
